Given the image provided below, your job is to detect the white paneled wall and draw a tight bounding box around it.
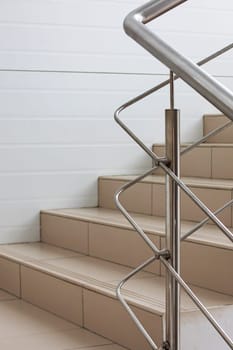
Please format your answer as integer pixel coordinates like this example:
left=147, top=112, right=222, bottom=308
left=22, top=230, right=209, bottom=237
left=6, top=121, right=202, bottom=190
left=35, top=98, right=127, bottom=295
left=0, top=0, right=232, bottom=243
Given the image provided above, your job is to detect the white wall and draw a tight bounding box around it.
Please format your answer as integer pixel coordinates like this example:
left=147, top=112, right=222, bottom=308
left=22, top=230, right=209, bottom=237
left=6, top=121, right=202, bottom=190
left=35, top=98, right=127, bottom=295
left=0, top=0, right=233, bottom=243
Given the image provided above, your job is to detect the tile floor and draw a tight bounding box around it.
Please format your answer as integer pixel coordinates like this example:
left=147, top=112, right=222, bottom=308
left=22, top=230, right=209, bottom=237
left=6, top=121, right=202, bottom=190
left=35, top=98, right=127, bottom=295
left=0, top=289, right=126, bottom=350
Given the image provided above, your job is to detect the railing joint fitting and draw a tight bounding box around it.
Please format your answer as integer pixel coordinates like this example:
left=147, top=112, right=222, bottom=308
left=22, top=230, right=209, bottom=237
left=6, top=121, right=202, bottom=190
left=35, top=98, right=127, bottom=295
left=158, top=249, right=170, bottom=260
left=160, top=340, right=170, bottom=350
left=157, top=157, right=170, bottom=167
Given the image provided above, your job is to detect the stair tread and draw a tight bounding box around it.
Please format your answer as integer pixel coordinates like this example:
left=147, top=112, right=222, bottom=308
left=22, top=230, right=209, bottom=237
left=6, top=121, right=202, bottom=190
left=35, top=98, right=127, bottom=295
left=0, top=242, right=232, bottom=315
left=99, top=174, right=233, bottom=190
left=42, top=207, right=233, bottom=250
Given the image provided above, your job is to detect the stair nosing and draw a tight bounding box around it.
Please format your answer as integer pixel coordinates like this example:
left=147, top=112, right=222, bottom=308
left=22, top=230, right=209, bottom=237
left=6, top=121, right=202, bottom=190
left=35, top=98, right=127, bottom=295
left=99, top=174, right=233, bottom=190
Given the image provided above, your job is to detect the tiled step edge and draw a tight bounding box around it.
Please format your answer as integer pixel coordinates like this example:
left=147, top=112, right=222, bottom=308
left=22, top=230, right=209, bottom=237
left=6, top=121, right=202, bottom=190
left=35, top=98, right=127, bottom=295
left=40, top=208, right=233, bottom=296
left=0, top=242, right=232, bottom=350
left=0, top=243, right=165, bottom=350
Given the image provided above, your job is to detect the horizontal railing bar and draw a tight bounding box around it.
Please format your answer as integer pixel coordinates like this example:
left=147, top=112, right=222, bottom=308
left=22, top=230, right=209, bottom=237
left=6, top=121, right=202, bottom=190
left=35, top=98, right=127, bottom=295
left=116, top=256, right=159, bottom=350
left=124, top=1, right=233, bottom=120
left=181, top=199, right=233, bottom=241
left=160, top=257, right=233, bottom=349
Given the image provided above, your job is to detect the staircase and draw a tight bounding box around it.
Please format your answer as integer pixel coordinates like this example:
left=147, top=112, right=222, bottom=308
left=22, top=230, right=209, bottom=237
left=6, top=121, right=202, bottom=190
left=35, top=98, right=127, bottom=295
left=0, top=113, right=232, bottom=349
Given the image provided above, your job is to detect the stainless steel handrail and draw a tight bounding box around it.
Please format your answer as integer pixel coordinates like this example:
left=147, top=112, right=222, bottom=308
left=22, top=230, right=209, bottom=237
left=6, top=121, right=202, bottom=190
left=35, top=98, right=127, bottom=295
left=114, top=1, right=233, bottom=349
left=115, top=44, right=233, bottom=160
left=123, top=0, right=233, bottom=120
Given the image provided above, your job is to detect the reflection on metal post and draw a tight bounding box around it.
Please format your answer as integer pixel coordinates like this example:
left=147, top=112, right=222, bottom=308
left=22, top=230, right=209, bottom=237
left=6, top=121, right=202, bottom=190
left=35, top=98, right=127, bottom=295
left=165, top=73, right=180, bottom=349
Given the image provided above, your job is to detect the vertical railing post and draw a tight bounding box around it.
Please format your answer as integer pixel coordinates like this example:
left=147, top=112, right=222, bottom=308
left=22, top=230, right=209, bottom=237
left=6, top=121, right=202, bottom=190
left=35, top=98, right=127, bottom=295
left=165, top=72, right=181, bottom=350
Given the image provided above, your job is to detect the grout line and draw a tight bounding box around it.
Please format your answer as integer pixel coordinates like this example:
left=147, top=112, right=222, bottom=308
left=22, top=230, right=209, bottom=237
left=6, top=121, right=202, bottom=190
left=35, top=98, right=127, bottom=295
left=231, top=190, right=233, bottom=228
left=210, top=146, right=213, bottom=179
left=82, top=288, right=85, bottom=328
left=19, top=264, right=22, bottom=298
left=150, top=183, right=153, bottom=216
left=87, top=222, right=90, bottom=256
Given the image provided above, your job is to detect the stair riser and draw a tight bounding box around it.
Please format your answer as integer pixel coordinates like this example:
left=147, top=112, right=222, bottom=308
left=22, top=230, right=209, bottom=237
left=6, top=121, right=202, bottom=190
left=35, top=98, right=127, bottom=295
left=153, top=145, right=233, bottom=180
left=41, top=214, right=233, bottom=295
left=98, top=179, right=233, bottom=226
left=180, top=241, right=233, bottom=296
left=0, top=258, right=163, bottom=350
left=153, top=145, right=212, bottom=178
left=161, top=239, right=233, bottom=296
left=41, top=213, right=161, bottom=275
left=203, top=115, right=233, bottom=143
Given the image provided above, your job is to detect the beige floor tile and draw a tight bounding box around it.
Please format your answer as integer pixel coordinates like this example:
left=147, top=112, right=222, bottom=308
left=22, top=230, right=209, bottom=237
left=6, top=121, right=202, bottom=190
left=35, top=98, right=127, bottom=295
left=121, top=275, right=165, bottom=313
left=0, top=328, right=111, bottom=350
left=0, top=258, right=20, bottom=297
left=0, top=299, right=77, bottom=338
left=21, top=266, right=83, bottom=325
left=152, top=183, right=232, bottom=225
left=41, top=213, right=89, bottom=254
left=121, top=273, right=233, bottom=312
left=203, top=115, right=233, bottom=143
left=180, top=146, right=211, bottom=178
left=152, top=184, right=165, bottom=217
left=89, top=223, right=160, bottom=274
left=181, top=187, right=232, bottom=225
left=153, top=145, right=212, bottom=178
left=212, top=147, right=233, bottom=180
left=181, top=241, right=233, bottom=295
left=83, top=289, right=163, bottom=350
left=98, top=178, right=152, bottom=215
left=0, top=242, right=79, bottom=263
left=39, top=256, right=150, bottom=287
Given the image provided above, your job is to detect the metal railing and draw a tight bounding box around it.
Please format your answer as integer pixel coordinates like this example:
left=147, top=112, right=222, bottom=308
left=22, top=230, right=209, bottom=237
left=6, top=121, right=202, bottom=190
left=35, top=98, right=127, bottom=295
left=114, top=1, right=233, bottom=349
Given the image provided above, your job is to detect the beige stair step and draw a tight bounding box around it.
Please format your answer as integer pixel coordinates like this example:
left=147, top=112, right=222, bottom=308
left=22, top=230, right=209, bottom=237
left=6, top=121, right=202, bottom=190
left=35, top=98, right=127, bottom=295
left=98, top=175, right=233, bottom=226
left=0, top=289, right=124, bottom=350
left=153, top=143, right=233, bottom=179
left=0, top=242, right=232, bottom=350
left=203, top=114, right=233, bottom=143
left=41, top=208, right=233, bottom=295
